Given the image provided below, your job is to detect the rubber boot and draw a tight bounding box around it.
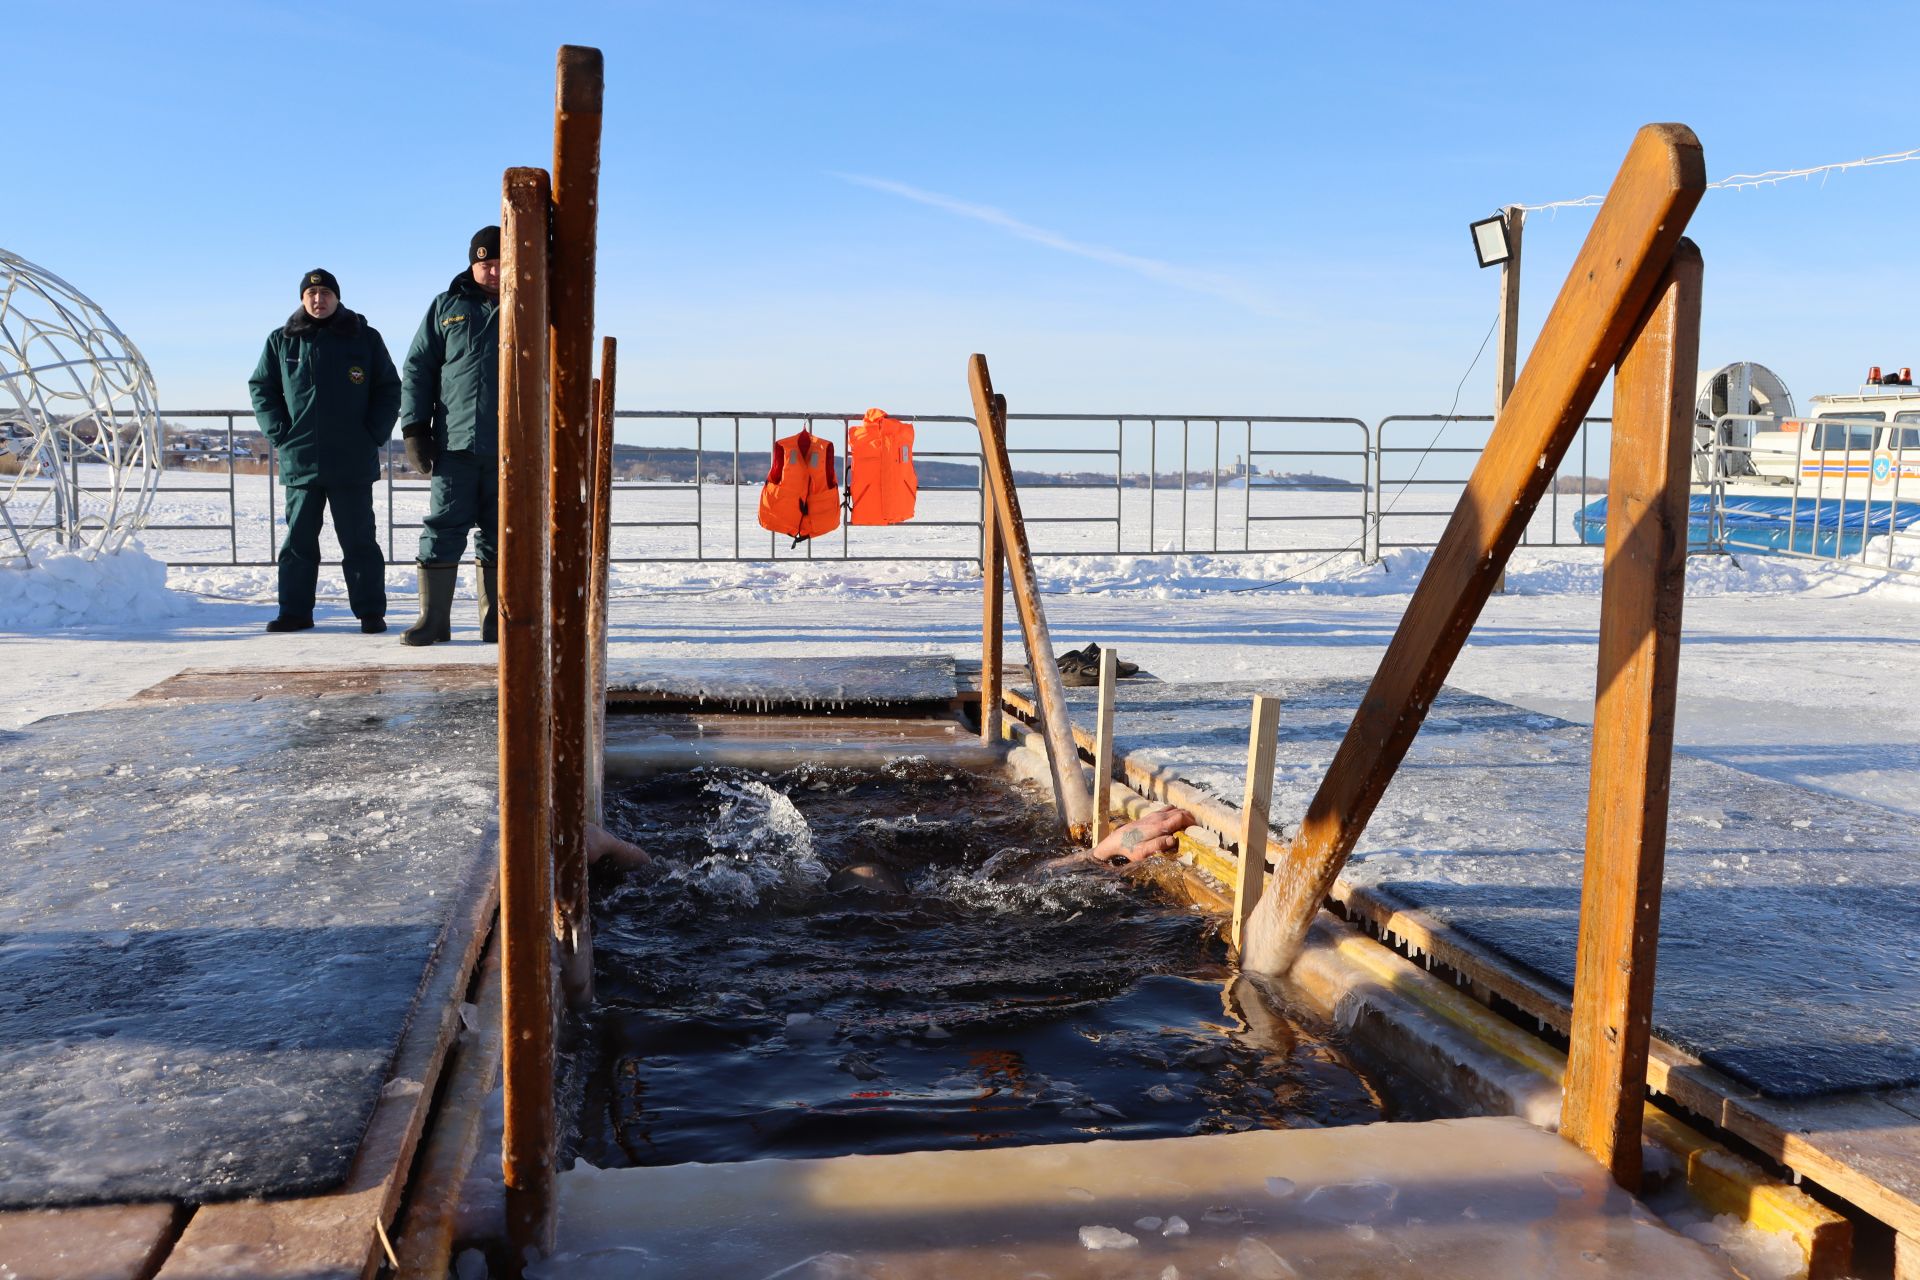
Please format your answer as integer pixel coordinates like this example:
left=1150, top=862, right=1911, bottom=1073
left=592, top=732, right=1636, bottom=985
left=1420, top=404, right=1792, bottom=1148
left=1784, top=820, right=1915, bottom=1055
left=401, top=562, right=457, bottom=647
left=477, top=560, right=498, bottom=644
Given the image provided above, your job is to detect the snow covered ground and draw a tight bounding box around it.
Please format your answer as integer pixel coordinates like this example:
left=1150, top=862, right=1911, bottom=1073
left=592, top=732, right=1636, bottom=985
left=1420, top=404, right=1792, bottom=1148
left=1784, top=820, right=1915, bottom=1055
left=3, top=524, right=1918, bottom=823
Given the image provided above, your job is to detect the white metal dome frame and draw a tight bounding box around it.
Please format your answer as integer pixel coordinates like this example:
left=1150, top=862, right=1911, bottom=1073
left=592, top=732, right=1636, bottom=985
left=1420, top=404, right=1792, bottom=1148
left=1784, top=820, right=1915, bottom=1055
left=0, top=248, right=160, bottom=562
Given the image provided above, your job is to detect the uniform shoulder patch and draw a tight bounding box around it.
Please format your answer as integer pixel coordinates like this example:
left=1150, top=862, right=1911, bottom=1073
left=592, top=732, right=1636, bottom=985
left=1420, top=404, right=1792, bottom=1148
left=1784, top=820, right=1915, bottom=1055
left=348, top=366, right=365, bottom=385
left=441, top=314, right=467, bottom=328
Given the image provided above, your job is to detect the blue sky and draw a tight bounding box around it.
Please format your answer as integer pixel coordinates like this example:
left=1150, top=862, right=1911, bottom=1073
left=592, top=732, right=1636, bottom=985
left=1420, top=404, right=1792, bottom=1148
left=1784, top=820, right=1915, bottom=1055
left=10, top=0, right=1920, bottom=455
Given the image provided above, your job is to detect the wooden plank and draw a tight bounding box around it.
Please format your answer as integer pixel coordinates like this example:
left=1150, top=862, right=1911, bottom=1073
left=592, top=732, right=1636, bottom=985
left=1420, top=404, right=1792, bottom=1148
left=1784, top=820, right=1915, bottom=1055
left=1089, top=648, right=1118, bottom=844
left=1897, top=1232, right=1920, bottom=1280
left=0, top=1204, right=181, bottom=1280
left=1240, top=124, right=1706, bottom=977
left=1562, top=241, right=1703, bottom=1190
left=979, top=394, right=1006, bottom=747
left=585, top=338, right=618, bottom=828
left=158, top=850, right=500, bottom=1279
left=497, top=163, right=558, bottom=1266
left=548, top=45, right=603, bottom=1015
left=394, top=934, right=505, bottom=1280
left=966, top=355, right=1092, bottom=840
left=1230, top=694, right=1281, bottom=952
left=129, top=665, right=496, bottom=703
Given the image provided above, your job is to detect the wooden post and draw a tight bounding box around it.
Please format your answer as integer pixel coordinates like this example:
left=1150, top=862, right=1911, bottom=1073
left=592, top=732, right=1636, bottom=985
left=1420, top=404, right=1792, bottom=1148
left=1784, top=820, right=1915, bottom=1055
left=585, top=339, right=617, bottom=828
left=497, top=164, right=556, bottom=1268
left=1091, top=647, right=1119, bottom=844
left=1561, top=240, right=1703, bottom=1191
left=968, top=354, right=1094, bottom=841
left=1493, top=205, right=1524, bottom=595
left=1238, top=124, right=1705, bottom=977
left=1232, top=694, right=1281, bottom=950
left=980, top=393, right=1006, bottom=746
left=548, top=45, right=602, bottom=1012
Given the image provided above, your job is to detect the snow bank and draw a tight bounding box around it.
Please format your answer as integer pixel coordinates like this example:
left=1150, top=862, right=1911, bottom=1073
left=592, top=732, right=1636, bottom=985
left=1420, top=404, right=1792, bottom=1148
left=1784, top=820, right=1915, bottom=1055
left=0, top=544, right=195, bottom=631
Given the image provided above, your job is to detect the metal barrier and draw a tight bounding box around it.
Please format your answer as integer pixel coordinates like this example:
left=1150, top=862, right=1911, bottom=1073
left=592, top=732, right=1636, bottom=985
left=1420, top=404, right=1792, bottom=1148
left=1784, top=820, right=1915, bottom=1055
left=119, top=405, right=1920, bottom=577
left=1700, top=413, right=1920, bottom=575
left=1373, top=413, right=1609, bottom=556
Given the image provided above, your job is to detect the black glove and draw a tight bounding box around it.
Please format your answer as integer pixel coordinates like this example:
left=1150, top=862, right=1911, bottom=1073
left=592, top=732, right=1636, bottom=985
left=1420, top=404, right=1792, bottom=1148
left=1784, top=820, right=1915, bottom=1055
left=402, top=423, right=435, bottom=477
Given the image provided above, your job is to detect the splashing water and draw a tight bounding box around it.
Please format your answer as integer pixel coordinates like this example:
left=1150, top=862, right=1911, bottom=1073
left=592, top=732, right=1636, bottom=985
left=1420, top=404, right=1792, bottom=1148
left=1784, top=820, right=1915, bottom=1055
left=659, top=777, right=826, bottom=906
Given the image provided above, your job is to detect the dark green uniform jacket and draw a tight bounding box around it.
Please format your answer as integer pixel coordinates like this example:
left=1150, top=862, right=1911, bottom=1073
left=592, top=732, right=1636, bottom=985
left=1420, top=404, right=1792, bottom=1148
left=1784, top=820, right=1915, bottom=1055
left=399, top=272, right=500, bottom=455
left=248, top=308, right=402, bottom=487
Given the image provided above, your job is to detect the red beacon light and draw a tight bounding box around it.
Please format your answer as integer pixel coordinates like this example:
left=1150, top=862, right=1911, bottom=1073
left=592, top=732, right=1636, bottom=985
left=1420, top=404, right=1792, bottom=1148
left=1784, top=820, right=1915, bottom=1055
left=1868, top=366, right=1883, bottom=384
left=1903, top=367, right=1914, bottom=385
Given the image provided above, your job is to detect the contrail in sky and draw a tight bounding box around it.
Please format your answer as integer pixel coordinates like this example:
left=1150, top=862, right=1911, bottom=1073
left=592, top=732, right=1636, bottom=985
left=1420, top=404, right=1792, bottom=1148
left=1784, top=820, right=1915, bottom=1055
left=837, top=173, right=1280, bottom=317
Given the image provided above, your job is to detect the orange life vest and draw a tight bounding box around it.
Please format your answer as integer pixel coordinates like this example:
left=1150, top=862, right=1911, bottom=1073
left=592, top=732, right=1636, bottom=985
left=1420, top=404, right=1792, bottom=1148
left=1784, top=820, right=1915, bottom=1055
left=846, top=408, right=917, bottom=526
left=758, top=428, right=840, bottom=543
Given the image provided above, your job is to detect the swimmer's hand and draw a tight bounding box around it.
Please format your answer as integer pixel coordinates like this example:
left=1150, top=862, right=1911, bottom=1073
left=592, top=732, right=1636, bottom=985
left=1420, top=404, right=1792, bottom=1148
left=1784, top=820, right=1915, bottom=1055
left=585, top=823, right=653, bottom=872
left=1040, top=806, right=1195, bottom=874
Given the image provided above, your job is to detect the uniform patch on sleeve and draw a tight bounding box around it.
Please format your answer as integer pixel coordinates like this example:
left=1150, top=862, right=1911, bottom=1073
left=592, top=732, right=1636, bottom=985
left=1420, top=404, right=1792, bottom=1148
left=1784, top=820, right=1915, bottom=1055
left=348, top=366, right=365, bottom=384
left=441, top=314, right=467, bottom=328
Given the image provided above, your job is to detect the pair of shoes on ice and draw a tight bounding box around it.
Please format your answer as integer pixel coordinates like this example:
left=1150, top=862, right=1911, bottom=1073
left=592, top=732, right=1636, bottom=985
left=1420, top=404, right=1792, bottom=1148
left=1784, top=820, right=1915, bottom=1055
left=264, top=616, right=386, bottom=634
left=1055, top=642, right=1139, bottom=687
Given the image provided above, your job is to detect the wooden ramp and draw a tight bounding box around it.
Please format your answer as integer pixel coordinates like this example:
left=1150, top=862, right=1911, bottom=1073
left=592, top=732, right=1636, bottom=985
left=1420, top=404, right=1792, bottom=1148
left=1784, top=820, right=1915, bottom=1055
left=538, top=1115, right=1737, bottom=1278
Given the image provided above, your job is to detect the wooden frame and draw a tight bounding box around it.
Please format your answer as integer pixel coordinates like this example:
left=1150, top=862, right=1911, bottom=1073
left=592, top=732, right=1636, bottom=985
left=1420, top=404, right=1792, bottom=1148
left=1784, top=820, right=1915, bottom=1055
left=1090, top=648, right=1119, bottom=844
left=1240, top=124, right=1706, bottom=976
left=498, top=163, right=558, bottom=1265
left=586, top=337, right=618, bottom=829
left=979, top=394, right=1006, bottom=747
left=1561, top=242, right=1703, bottom=1188
left=1231, top=694, right=1281, bottom=950
left=548, top=45, right=603, bottom=1011
left=967, top=355, right=1093, bottom=840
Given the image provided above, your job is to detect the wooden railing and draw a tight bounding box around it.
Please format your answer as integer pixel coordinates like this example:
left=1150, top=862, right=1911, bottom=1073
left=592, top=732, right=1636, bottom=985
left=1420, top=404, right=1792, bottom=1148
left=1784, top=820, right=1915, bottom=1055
left=497, top=45, right=609, bottom=1271
left=1237, top=123, right=1707, bottom=1191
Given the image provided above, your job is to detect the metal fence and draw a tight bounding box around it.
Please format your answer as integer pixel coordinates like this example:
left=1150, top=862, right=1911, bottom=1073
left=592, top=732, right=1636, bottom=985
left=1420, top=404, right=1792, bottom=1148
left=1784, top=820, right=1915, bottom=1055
left=1699, top=413, right=1920, bottom=575
left=89, top=407, right=1920, bottom=576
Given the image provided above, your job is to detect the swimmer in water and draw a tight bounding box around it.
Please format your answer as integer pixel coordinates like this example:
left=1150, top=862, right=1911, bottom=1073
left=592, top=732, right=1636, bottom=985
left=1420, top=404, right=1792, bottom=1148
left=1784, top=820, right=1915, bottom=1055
left=823, top=805, right=1197, bottom=899
left=1037, top=804, right=1195, bottom=875
left=585, top=823, right=653, bottom=872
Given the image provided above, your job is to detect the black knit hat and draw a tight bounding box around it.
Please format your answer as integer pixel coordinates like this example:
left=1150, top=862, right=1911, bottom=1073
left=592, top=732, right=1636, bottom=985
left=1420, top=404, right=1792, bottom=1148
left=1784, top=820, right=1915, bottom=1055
left=469, top=226, right=502, bottom=264
left=298, top=268, right=340, bottom=299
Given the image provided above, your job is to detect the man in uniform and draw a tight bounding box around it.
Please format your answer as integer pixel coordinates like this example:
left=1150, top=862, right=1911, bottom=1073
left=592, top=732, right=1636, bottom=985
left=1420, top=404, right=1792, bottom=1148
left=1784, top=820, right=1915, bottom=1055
left=397, top=227, right=502, bottom=646
left=248, top=268, right=402, bottom=632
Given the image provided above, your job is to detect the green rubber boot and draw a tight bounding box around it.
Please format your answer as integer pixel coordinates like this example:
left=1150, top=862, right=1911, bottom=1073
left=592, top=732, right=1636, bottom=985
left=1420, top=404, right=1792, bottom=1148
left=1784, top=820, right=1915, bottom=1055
left=401, top=562, right=458, bottom=647
left=477, top=560, right=498, bottom=644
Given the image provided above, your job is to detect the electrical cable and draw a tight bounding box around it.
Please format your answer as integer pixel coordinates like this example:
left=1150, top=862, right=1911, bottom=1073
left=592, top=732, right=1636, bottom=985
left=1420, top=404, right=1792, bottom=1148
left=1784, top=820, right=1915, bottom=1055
left=1217, top=309, right=1501, bottom=593
left=1517, top=145, right=1920, bottom=213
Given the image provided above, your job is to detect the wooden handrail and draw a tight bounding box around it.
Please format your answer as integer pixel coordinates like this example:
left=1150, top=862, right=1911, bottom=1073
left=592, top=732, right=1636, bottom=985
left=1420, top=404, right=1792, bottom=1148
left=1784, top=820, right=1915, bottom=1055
left=549, top=45, right=603, bottom=1012
left=1239, top=124, right=1706, bottom=977
left=1562, top=240, right=1703, bottom=1190
left=497, top=163, right=556, bottom=1267
left=968, top=355, right=1093, bottom=840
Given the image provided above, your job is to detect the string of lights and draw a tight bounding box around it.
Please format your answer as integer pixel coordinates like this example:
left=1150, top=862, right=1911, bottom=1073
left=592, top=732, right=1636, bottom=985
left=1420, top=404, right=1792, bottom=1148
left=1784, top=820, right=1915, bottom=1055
left=1516, top=145, right=1920, bottom=213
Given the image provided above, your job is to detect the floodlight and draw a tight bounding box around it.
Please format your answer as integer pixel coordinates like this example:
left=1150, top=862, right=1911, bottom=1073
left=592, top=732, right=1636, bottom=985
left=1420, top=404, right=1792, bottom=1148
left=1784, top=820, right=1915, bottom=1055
left=1470, top=213, right=1511, bottom=269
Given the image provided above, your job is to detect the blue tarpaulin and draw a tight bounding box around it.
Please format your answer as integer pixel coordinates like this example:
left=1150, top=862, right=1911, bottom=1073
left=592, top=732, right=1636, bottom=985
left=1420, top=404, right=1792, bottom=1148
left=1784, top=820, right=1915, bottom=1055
left=1575, top=491, right=1920, bottom=557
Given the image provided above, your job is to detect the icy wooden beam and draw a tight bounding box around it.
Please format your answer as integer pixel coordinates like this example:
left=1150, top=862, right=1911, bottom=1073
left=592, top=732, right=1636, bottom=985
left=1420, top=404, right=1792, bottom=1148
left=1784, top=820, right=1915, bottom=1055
left=979, top=393, right=1006, bottom=747
left=968, top=355, right=1093, bottom=841
left=549, top=44, right=603, bottom=1013
left=1239, top=123, right=1705, bottom=977
left=1562, top=240, right=1703, bottom=1192
left=498, top=163, right=557, bottom=1268
left=1231, top=694, right=1281, bottom=951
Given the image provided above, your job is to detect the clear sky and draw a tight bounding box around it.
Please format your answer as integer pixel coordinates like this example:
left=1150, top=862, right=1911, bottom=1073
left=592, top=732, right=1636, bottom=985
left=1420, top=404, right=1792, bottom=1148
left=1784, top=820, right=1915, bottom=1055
left=9, top=0, right=1919, bottom=448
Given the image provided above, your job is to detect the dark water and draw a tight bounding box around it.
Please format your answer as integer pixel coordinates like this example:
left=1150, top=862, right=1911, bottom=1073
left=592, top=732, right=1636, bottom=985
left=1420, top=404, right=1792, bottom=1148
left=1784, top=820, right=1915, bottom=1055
left=568, top=760, right=1391, bottom=1170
